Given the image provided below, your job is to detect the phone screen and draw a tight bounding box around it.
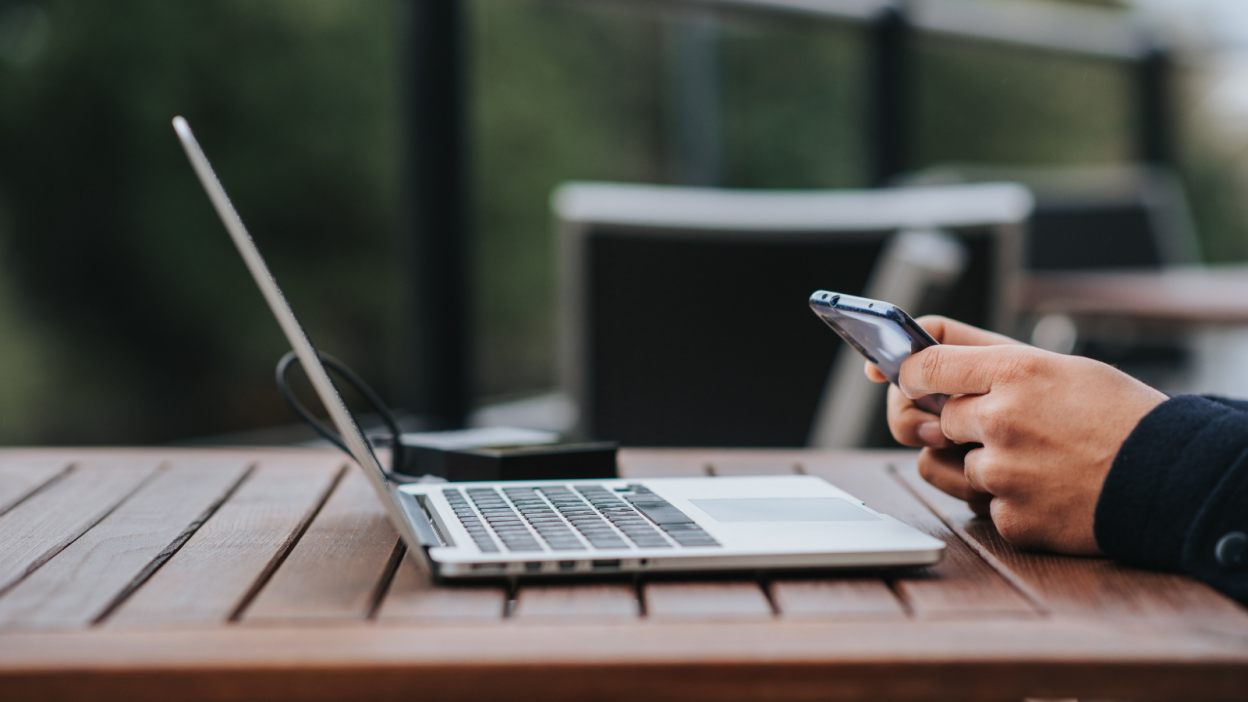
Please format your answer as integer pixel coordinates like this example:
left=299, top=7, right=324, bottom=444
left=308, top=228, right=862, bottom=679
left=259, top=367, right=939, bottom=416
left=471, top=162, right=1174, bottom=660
left=809, top=291, right=946, bottom=415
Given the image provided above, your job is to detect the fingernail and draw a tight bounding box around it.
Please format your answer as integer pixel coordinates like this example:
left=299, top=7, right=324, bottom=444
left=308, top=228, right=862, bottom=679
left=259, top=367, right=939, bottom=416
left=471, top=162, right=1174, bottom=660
left=917, top=421, right=945, bottom=447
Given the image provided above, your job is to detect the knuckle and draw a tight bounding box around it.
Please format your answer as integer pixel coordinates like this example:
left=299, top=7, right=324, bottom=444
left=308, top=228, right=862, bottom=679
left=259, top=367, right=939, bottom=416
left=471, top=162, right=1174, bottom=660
left=918, top=346, right=947, bottom=387
left=996, top=347, right=1047, bottom=383
left=977, top=399, right=1020, bottom=444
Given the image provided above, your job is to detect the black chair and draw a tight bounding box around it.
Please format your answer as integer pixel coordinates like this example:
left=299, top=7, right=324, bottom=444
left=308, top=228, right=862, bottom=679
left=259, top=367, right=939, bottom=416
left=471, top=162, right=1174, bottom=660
left=553, top=182, right=1032, bottom=447
left=900, top=164, right=1201, bottom=270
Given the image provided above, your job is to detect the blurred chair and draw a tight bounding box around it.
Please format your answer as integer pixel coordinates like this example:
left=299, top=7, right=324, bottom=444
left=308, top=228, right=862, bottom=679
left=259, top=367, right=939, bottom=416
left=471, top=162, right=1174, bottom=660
left=900, top=164, right=1201, bottom=270
left=553, top=182, right=1033, bottom=448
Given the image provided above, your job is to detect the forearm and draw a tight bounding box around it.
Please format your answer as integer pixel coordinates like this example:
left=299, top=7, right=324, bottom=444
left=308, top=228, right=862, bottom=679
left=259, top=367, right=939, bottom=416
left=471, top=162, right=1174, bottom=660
left=1095, top=395, right=1248, bottom=604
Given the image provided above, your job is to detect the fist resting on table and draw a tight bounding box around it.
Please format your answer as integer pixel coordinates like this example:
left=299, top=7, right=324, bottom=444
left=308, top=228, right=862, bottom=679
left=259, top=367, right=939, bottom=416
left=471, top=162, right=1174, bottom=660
left=864, top=316, right=1166, bottom=556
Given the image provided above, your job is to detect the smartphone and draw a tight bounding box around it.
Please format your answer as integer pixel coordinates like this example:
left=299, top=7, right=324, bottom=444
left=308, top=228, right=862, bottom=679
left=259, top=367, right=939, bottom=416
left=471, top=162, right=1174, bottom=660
left=809, top=291, right=948, bottom=415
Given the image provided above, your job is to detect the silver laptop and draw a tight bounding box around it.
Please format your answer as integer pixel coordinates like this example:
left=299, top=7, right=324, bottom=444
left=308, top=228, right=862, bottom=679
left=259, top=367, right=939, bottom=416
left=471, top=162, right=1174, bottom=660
left=173, top=116, right=945, bottom=580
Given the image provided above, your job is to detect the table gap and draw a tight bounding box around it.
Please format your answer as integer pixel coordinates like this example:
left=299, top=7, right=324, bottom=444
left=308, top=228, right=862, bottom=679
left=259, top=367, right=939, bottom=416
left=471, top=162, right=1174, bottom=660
left=0, top=459, right=73, bottom=518
left=91, top=463, right=257, bottom=626
left=228, top=464, right=349, bottom=622
left=0, top=461, right=162, bottom=600
left=886, top=460, right=1051, bottom=615
left=366, top=540, right=407, bottom=620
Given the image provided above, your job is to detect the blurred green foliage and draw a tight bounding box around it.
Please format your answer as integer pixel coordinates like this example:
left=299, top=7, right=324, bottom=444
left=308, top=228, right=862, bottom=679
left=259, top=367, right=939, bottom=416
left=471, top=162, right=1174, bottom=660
left=0, top=0, right=1243, bottom=445
left=0, top=0, right=403, bottom=443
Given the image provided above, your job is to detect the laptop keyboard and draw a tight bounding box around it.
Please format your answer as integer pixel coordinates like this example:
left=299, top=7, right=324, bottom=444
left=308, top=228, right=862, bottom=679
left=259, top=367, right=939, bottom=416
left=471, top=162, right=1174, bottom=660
left=441, top=484, right=720, bottom=553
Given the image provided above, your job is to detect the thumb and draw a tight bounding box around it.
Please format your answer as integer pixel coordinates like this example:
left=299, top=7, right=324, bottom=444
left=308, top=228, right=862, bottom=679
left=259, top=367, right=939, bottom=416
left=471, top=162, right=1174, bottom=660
left=899, top=344, right=1038, bottom=398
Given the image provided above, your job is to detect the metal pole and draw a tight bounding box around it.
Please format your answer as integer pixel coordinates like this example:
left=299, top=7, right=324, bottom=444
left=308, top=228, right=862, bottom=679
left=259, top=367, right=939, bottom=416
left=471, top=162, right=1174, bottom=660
left=403, top=0, right=470, bottom=429
left=671, top=10, right=723, bottom=186
left=1138, top=44, right=1171, bottom=166
left=868, top=5, right=910, bottom=186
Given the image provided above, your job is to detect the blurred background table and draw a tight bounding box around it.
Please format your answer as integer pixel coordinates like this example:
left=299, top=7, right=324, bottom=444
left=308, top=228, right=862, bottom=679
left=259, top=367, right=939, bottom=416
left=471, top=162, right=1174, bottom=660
left=1025, top=264, right=1248, bottom=325
left=0, top=447, right=1245, bottom=702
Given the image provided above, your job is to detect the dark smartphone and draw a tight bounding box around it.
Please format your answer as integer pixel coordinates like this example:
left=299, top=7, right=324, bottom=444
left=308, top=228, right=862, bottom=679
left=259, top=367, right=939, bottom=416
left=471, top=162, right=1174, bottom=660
left=809, top=290, right=948, bottom=415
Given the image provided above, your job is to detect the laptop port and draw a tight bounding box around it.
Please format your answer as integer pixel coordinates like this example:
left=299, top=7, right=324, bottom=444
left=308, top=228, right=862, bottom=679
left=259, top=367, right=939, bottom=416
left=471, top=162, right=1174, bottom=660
left=591, top=559, right=621, bottom=570
left=558, top=560, right=577, bottom=571
left=472, top=563, right=506, bottom=572
left=525, top=562, right=543, bottom=573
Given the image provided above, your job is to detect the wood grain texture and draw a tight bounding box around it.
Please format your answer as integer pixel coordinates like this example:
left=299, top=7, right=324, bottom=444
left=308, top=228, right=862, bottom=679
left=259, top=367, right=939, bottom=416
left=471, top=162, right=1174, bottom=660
left=617, top=450, right=710, bottom=478
left=704, top=452, right=801, bottom=477
left=0, top=455, right=71, bottom=516
left=895, top=460, right=1248, bottom=623
left=0, top=458, right=160, bottom=596
left=376, top=555, right=506, bottom=622
left=512, top=584, right=639, bottom=621
left=0, top=457, right=250, bottom=629
left=243, top=467, right=400, bottom=623
left=106, top=456, right=344, bottom=627
left=644, top=581, right=774, bottom=619
left=770, top=578, right=906, bottom=619
left=2, top=618, right=1247, bottom=702
left=800, top=454, right=1039, bottom=619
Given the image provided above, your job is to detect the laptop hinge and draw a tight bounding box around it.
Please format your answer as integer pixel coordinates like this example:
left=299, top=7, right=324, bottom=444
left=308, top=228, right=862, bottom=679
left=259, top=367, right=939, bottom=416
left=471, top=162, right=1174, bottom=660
left=396, top=490, right=445, bottom=548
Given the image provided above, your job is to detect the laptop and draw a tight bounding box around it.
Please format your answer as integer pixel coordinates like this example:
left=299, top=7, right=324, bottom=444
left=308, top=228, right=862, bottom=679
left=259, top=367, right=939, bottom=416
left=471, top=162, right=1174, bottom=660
left=172, top=116, right=945, bottom=580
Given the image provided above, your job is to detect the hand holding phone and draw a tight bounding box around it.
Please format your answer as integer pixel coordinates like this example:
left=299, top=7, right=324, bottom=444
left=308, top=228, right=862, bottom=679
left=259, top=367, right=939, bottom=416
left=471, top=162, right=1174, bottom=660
left=809, top=291, right=948, bottom=415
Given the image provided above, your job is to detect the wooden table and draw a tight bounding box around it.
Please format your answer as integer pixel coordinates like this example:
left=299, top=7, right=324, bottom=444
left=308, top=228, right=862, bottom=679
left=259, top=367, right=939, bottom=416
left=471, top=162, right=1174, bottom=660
left=1025, top=265, right=1248, bottom=325
left=1, top=447, right=1245, bottom=701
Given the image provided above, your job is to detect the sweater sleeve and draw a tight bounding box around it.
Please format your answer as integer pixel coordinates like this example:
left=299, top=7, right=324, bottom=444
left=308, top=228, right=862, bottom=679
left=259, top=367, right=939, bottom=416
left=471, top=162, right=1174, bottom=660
left=1095, top=395, right=1248, bottom=605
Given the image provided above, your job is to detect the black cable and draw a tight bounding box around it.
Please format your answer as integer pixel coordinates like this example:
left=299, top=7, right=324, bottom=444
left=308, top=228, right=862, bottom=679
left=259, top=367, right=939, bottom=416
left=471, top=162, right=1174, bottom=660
left=275, top=350, right=406, bottom=481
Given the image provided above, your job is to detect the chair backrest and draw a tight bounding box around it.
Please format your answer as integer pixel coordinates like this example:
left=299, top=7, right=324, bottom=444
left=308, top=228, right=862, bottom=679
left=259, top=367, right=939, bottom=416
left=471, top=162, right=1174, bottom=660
left=553, top=182, right=1033, bottom=447
left=900, top=164, right=1200, bottom=270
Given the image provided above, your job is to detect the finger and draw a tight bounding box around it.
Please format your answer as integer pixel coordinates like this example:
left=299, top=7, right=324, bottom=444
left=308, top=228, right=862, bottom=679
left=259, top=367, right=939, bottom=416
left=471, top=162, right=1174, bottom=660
left=864, top=361, right=888, bottom=383
left=899, top=344, right=1044, bottom=399
left=962, top=443, right=1009, bottom=497
left=937, top=392, right=988, bottom=446
left=915, top=315, right=1024, bottom=347
left=916, top=447, right=974, bottom=501
left=886, top=384, right=948, bottom=448
left=917, top=447, right=994, bottom=516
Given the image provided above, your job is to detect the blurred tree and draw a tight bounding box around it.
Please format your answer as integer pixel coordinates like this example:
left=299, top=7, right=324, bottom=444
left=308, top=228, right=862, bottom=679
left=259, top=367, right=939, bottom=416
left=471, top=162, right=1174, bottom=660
left=0, top=0, right=402, bottom=443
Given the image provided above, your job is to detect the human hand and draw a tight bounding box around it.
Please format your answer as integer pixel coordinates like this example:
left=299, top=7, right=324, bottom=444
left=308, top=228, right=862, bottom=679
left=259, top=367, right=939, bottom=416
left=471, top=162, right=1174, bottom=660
left=865, top=317, right=1021, bottom=517
left=871, top=317, right=1167, bottom=554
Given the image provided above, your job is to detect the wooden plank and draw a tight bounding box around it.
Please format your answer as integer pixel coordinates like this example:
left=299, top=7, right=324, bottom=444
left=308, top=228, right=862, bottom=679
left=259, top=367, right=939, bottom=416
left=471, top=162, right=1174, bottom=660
left=243, top=467, right=402, bottom=623
left=770, top=578, right=906, bottom=619
left=0, top=455, right=71, bottom=516
left=375, top=555, right=506, bottom=622
left=895, top=460, right=1248, bottom=623
left=0, top=458, right=160, bottom=596
left=644, top=581, right=774, bottom=620
left=801, top=454, right=1039, bottom=619
left=512, top=584, right=639, bottom=621
left=617, top=450, right=710, bottom=478
left=106, top=456, right=343, bottom=627
left=2, top=617, right=1248, bottom=702
left=0, top=457, right=250, bottom=629
left=704, top=451, right=802, bottom=477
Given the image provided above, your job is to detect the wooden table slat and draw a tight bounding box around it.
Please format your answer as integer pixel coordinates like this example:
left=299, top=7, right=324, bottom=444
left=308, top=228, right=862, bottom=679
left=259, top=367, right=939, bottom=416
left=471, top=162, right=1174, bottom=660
left=705, top=453, right=802, bottom=477
left=106, top=456, right=344, bottom=627
left=644, top=581, right=775, bottom=620
left=512, top=584, right=640, bottom=621
left=770, top=578, right=907, bottom=619
left=0, top=455, right=71, bottom=516
left=894, top=461, right=1248, bottom=623
left=243, top=467, right=402, bottom=623
left=376, top=556, right=507, bottom=622
left=800, top=454, right=1040, bottom=619
left=616, top=451, right=710, bottom=478
left=0, top=457, right=250, bottom=629
left=0, top=459, right=160, bottom=596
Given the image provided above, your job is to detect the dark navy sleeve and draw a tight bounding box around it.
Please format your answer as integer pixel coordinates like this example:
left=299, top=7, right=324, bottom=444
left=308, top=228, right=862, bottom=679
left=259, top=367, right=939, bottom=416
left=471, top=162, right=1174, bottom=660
left=1095, top=395, right=1248, bottom=605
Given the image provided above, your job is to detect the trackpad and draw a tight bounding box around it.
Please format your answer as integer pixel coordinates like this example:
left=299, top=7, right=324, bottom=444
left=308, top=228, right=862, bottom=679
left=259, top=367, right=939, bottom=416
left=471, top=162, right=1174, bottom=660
left=690, top=498, right=879, bottom=522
